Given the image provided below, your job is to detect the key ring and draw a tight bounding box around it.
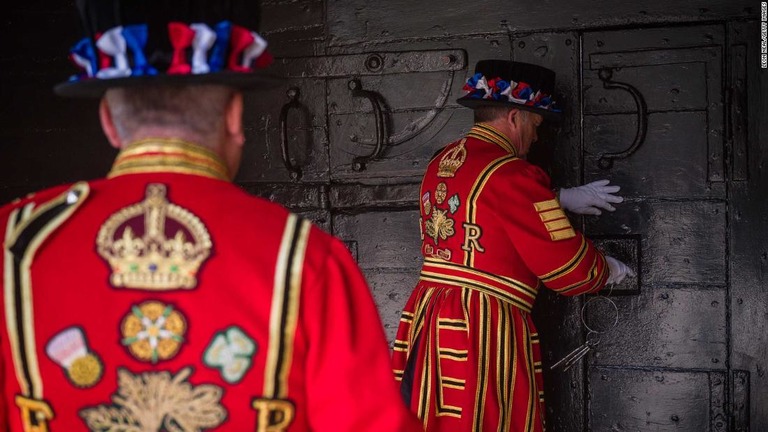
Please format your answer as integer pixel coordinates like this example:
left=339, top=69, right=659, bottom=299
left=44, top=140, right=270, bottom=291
left=580, top=283, right=619, bottom=334
left=551, top=283, right=621, bottom=372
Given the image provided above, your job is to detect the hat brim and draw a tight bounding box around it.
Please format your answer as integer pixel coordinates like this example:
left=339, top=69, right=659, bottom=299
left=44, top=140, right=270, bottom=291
left=54, top=71, right=283, bottom=98
left=456, top=96, right=563, bottom=121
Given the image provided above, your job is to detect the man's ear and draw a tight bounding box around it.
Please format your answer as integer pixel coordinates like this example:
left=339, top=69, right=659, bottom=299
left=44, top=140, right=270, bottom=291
left=225, top=92, right=245, bottom=148
left=99, top=97, right=122, bottom=149
left=507, top=108, right=521, bottom=131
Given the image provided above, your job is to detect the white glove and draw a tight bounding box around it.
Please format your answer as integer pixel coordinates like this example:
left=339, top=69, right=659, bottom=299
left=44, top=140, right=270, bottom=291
left=558, top=179, right=623, bottom=216
left=605, top=256, right=635, bottom=285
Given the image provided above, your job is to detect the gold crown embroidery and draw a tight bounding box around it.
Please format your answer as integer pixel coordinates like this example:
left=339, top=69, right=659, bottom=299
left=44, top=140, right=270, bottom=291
left=96, top=184, right=212, bottom=290
left=437, top=139, right=467, bottom=178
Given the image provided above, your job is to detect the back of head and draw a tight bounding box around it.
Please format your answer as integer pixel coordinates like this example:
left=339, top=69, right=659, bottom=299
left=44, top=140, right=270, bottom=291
left=105, top=85, right=236, bottom=147
left=474, top=106, right=530, bottom=124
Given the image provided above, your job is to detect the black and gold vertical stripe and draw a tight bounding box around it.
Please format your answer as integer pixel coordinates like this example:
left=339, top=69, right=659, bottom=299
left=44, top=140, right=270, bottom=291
left=4, top=183, right=90, bottom=428
left=471, top=293, right=491, bottom=432
left=414, top=293, right=444, bottom=424
left=4, top=204, right=30, bottom=397
left=253, top=214, right=312, bottom=431
left=262, top=214, right=312, bottom=400
left=417, top=326, right=434, bottom=424
left=504, top=304, right=518, bottom=431
left=464, top=156, right=518, bottom=267
left=521, top=318, right=537, bottom=431
left=408, top=288, right=436, bottom=353
left=496, top=301, right=515, bottom=432
left=495, top=301, right=506, bottom=432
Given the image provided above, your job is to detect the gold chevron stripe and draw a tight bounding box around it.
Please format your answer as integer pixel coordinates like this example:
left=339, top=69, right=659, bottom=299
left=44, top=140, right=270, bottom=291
left=534, top=198, right=560, bottom=212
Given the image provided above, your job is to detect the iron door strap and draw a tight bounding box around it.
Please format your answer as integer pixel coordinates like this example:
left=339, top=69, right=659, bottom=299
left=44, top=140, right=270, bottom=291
left=348, top=79, right=389, bottom=172
left=275, top=50, right=467, bottom=78
left=596, top=68, right=648, bottom=170
left=273, top=49, right=467, bottom=173
left=279, top=87, right=304, bottom=181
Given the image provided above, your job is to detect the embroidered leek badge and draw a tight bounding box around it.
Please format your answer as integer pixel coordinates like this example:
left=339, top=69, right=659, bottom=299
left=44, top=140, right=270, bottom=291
left=120, top=301, right=187, bottom=364
left=425, top=208, right=456, bottom=244
left=79, top=368, right=226, bottom=431
left=46, top=327, right=103, bottom=388
left=203, top=326, right=257, bottom=384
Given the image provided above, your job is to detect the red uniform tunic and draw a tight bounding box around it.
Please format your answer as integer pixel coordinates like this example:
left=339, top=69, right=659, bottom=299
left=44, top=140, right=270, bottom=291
left=392, top=124, right=609, bottom=432
left=0, top=139, right=422, bottom=432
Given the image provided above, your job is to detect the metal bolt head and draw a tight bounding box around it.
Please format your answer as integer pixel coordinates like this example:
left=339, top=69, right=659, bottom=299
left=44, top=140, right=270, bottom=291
left=365, top=54, right=384, bottom=72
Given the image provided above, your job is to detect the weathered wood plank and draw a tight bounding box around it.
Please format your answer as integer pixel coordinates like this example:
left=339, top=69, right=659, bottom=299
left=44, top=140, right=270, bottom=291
left=328, top=0, right=753, bottom=46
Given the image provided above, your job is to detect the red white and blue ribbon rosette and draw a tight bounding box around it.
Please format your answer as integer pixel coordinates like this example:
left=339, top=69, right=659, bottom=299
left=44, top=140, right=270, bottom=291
left=462, top=72, right=561, bottom=112
left=68, top=21, right=273, bottom=82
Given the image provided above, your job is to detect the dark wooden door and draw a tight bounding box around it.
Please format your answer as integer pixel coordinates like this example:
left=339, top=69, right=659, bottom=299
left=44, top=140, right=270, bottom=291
left=233, top=20, right=765, bottom=430
left=523, top=23, right=762, bottom=431
left=582, top=25, right=730, bottom=432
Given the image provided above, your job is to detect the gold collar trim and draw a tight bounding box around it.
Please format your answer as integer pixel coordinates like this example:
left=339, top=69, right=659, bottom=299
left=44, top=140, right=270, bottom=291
left=108, top=139, right=230, bottom=181
left=467, top=123, right=517, bottom=156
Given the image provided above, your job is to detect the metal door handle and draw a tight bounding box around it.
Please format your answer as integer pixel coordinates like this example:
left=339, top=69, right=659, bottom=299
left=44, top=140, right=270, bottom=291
left=279, top=87, right=303, bottom=181
left=348, top=79, right=389, bottom=171
left=597, top=68, right=648, bottom=170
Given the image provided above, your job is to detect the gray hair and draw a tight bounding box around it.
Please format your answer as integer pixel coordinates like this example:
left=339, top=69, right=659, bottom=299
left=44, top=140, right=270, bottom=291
left=105, top=85, right=236, bottom=146
left=473, top=106, right=530, bottom=123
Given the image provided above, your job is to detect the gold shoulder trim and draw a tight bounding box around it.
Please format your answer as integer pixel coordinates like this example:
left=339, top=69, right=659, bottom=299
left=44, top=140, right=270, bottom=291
left=467, top=123, right=517, bottom=155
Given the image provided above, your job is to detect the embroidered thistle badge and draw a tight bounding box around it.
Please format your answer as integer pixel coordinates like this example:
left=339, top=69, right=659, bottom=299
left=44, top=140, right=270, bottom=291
left=46, top=327, right=103, bottom=388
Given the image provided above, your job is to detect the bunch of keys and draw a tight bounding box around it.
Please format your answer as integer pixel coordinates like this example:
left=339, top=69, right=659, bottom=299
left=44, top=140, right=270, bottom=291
left=550, top=332, right=601, bottom=371
left=550, top=292, right=619, bottom=372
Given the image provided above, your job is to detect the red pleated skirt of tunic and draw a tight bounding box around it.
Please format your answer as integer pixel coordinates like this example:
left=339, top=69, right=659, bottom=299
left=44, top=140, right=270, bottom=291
left=393, top=282, right=546, bottom=432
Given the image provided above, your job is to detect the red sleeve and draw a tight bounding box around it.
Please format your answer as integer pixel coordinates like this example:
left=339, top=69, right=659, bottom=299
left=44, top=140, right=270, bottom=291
left=0, top=185, right=76, bottom=429
left=0, top=357, right=6, bottom=431
left=301, top=235, right=423, bottom=432
left=491, top=163, right=609, bottom=296
left=0, top=197, right=30, bottom=429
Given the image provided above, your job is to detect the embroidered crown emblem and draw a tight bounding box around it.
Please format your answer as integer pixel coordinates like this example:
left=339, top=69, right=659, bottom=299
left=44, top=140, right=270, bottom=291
left=438, top=139, right=467, bottom=178
left=96, top=184, right=212, bottom=290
